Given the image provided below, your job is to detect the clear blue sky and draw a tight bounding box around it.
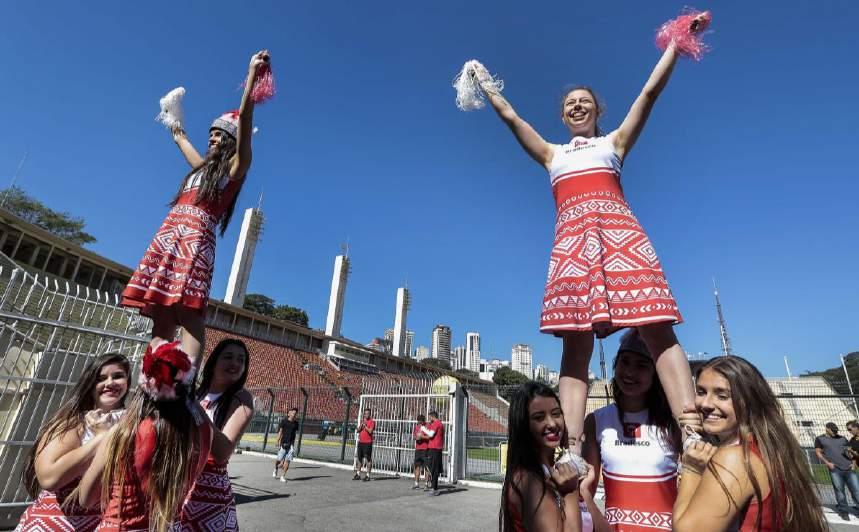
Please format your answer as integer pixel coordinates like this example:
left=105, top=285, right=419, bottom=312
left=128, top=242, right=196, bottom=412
left=1, top=1, right=857, bottom=378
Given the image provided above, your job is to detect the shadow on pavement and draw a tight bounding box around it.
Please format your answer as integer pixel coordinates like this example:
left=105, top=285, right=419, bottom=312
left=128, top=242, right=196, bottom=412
left=286, top=475, right=332, bottom=482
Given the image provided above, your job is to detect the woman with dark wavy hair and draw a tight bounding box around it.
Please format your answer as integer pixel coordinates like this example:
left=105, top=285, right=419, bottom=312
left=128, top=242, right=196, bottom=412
left=583, top=330, right=680, bottom=531
left=120, top=50, right=270, bottom=366
left=673, top=356, right=827, bottom=531
left=17, top=353, right=130, bottom=532
left=178, top=338, right=254, bottom=531
left=500, top=381, right=594, bottom=532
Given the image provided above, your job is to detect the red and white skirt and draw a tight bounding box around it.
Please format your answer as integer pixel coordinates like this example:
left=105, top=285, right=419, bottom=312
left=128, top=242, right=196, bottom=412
left=178, top=461, right=238, bottom=532
left=121, top=203, right=218, bottom=315
left=540, top=173, right=681, bottom=336
left=16, top=488, right=101, bottom=532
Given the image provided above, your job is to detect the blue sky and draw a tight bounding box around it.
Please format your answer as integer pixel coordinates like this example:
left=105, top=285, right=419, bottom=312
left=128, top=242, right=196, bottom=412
left=1, top=1, right=857, bottom=378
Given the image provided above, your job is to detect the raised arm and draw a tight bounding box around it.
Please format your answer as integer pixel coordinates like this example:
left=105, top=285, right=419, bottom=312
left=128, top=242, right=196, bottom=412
left=78, top=433, right=111, bottom=507
left=230, top=50, right=268, bottom=181
left=209, top=390, right=254, bottom=463
left=172, top=126, right=204, bottom=168
left=472, top=62, right=554, bottom=170
left=612, top=13, right=707, bottom=161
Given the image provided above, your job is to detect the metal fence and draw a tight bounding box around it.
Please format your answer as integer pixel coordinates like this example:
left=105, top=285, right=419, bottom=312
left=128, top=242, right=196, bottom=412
left=0, top=255, right=151, bottom=527
left=462, top=379, right=859, bottom=507
left=239, top=376, right=441, bottom=466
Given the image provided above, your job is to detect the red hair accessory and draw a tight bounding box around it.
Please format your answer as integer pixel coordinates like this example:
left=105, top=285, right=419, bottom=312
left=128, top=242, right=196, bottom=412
left=139, top=341, right=193, bottom=401
left=656, top=9, right=712, bottom=61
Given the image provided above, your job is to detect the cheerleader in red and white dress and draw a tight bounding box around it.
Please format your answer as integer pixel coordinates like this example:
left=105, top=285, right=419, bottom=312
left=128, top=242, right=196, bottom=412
left=121, top=50, right=269, bottom=365
left=178, top=339, right=254, bottom=531
left=79, top=342, right=212, bottom=532
left=583, top=330, right=680, bottom=531
left=473, top=14, right=709, bottom=458
left=16, top=354, right=130, bottom=532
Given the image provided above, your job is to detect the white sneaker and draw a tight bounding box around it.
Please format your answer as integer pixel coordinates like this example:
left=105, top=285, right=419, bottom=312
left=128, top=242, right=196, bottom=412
left=272, top=470, right=278, bottom=478
left=280, top=476, right=287, bottom=483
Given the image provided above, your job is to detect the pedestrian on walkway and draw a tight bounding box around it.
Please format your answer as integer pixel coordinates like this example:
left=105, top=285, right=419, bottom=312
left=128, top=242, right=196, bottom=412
left=275, top=408, right=300, bottom=482
left=422, top=411, right=445, bottom=496
left=354, top=408, right=375, bottom=481
left=816, top=421, right=859, bottom=520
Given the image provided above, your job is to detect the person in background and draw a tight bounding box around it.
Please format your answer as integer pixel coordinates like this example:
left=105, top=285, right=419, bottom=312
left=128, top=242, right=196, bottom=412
left=844, top=420, right=859, bottom=470
left=816, top=421, right=859, bottom=520
left=421, top=410, right=445, bottom=496
left=412, top=414, right=430, bottom=489
left=353, top=408, right=375, bottom=481
left=275, top=407, right=300, bottom=482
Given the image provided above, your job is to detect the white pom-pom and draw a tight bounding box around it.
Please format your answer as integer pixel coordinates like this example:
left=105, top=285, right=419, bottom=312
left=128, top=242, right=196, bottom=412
left=156, top=87, right=186, bottom=130
left=252, top=126, right=259, bottom=135
left=452, top=59, right=504, bottom=112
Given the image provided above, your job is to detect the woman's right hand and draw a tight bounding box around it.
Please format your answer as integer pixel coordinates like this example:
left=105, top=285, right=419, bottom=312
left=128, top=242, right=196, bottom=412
left=548, top=462, right=581, bottom=496
left=579, top=464, right=596, bottom=499
left=248, top=49, right=270, bottom=75
left=469, top=61, right=492, bottom=87
left=681, top=440, right=717, bottom=475
left=171, top=125, right=186, bottom=143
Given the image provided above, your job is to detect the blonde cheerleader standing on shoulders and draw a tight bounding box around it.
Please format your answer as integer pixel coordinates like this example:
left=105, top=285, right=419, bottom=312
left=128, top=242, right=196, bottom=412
left=458, top=12, right=712, bottom=463
left=16, top=354, right=130, bottom=532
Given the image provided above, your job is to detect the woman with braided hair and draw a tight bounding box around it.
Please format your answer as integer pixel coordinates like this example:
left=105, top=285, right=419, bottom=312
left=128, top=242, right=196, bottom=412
left=121, top=50, right=270, bottom=365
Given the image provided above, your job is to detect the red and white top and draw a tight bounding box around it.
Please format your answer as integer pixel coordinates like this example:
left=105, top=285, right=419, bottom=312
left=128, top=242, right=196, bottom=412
left=594, top=404, right=678, bottom=531
left=426, top=419, right=444, bottom=450
left=549, top=134, right=622, bottom=191
left=358, top=419, right=375, bottom=444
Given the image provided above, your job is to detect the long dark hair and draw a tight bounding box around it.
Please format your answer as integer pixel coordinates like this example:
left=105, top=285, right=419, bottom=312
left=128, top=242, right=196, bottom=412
left=499, top=382, right=569, bottom=532
left=696, top=357, right=827, bottom=532
left=196, top=338, right=249, bottom=430
left=559, top=85, right=605, bottom=137
left=170, top=131, right=241, bottom=236
left=611, top=338, right=679, bottom=449
left=23, top=353, right=130, bottom=497
left=102, top=388, right=202, bottom=532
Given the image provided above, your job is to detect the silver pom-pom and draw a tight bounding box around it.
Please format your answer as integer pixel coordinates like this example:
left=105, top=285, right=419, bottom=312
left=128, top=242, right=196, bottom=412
left=156, top=87, right=186, bottom=130
left=452, top=59, right=504, bottom=112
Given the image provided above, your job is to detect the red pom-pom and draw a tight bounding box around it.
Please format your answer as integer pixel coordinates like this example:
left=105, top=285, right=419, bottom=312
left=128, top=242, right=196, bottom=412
left=251, top=63, right=276, bottom=104
left=656, top=9, right=712, bottom=61
left=140, top=341, right=192, bottom=398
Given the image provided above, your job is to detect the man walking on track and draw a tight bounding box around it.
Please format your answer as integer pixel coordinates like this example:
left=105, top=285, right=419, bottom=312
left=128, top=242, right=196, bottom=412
left=421, top=410, right=445, bottom=496
left=274, top=407, right=299, bottom=482
left=354, top=408, right=375, bottom=481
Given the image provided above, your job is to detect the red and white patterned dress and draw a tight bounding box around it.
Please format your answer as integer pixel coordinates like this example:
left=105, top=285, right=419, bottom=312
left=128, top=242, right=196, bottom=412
left=594, top=404, right=678, bottom=531
left=15, top=483, right=101, bottom=532
left=121, top=172, right=241, bottom=315
left=540, top=135, right=681, bottom=336
left=178, top=394, right=238, bottom=531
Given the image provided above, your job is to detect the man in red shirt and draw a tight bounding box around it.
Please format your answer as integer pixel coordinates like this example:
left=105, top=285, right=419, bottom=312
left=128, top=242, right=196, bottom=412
left=353, top=408, right=375, bottom=481
left=412, top=414, right=429, bottom=489
left=420, top=410, right=445, bottom=495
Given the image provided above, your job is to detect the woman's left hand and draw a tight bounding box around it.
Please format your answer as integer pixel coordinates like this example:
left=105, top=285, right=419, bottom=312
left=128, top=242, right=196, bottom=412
left=681, top=440, right=717, bottom=475
left=248, top=49, right=270, bottom=75
left=579, top=464, right=596, bottom=498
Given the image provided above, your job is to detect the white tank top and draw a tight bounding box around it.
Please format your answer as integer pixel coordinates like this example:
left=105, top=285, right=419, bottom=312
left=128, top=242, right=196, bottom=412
left=594, top=404, right=678, bottom=531
left=548, top=135, right=622, bottom=188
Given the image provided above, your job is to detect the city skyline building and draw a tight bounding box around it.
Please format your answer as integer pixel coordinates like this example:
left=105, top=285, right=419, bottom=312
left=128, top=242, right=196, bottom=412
left=392, top=287, right=410, bottom=358
left=431, top=325, right=452, bottom=363
left=416, top=345, right=430, bottom=361
left=512, top=343, right=533, bottom=379
left=452, top=345, right=466, bottom=370
left=466, top=332, right=481, bottom=372
left=324, top=254, right=350, bottom=355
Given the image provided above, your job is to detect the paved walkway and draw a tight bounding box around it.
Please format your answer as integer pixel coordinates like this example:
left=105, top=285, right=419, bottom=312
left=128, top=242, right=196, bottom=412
left=229, top=452, right=858, bottom=531
left=230, top=452, right=497, bottom=531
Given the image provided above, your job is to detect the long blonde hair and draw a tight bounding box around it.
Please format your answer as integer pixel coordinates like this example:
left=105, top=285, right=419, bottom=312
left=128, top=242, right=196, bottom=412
left=100, top=389, right=202, bottom=532
left=696, top=357, right=827, bottom=532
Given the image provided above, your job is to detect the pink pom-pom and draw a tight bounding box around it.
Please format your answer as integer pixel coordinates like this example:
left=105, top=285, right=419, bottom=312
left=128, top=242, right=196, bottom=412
left=251, top=63, right=276, bottom=103
left=656, top=9, right=712, bottom=61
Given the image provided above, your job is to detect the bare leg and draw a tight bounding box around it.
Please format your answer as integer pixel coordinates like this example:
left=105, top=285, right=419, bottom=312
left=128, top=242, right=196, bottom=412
left=558, top=332, right=595, bottom=454
left=149, top=305, right=178, bottom=350
left=637, top=323, right=698, bottom=434
left=176, top=306, right=206, bottom=365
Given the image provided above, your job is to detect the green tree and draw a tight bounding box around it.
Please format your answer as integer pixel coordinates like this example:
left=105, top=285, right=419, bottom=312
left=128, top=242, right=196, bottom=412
left=421, top=358, right=452, bottom=371
left=1, top=186, right=96, bottom=245
left=243, top=293, right=276, bottom=316
left=492, top=366, right=531, bottom=386
left=272, top=304, right=309, bottom=327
